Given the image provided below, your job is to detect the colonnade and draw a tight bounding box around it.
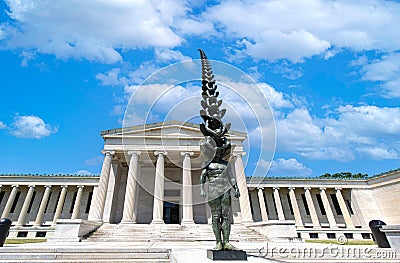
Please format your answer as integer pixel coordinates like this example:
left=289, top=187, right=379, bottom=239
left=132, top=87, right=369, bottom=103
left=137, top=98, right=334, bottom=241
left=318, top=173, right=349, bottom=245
left=0, top=184, right=87, bottom=226
left=89, top=150, right=254, bottom=224
left=254, top=187, right=354, bottom=228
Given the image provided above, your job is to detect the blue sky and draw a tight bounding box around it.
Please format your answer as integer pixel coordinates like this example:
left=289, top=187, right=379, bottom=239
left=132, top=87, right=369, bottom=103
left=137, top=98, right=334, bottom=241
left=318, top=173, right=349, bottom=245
left=0, top=0, right=399, bottom=177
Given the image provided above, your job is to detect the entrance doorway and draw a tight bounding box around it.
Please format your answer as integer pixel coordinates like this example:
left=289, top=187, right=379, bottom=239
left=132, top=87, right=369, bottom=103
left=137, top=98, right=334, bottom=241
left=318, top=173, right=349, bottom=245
left=163, top=201, right=179, bottom=224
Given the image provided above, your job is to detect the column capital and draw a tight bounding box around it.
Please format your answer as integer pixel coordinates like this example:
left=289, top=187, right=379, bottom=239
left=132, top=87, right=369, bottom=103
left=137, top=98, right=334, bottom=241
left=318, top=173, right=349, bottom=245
left=11, top=184, right=19, bottom=188
left=128, top=150, right=141, bottom=156
left=273, top=187, right=280, bottom=191
left=77, top=185, right=85, bottom=189
left=335, top=187, right=342, bottom=191
left=257, top=187, right=264, bottom=190
left=28, top=184, right=35, bottom=188
left=232, top=151, right=246, bottom=157
left=304, top=187, right=312, bottom=191
left=44, top=185, right=52, bottom=189
left=61, top=185, right=68, bottom=189
left=154, top=150, right=168, bottom=156
left=181, top=151, right=194, bottom=157
left=288, top=187, right=296, bottom=191
left=101, top=150, right=115, bottom=156
left=319, top=187, right=327, bottom=191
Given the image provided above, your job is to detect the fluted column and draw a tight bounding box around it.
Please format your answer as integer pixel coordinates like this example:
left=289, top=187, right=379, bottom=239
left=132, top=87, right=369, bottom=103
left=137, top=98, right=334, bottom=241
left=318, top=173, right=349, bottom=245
left=33, top=185, right=52, bottom=226
left=233, top=152, right=253, bottom=223
left=2, top=184, right=19, bottom=218
left=121, top=151, right=141, bottom=223
left=288, top=187, right=303, bottom=227
left=151, top=151, right=167, bottom=224
left=52, top=185, right=68, bottom=225
left=181, top=151, right=194, bottom=225
left=273, top=187, right=285, bottom=220
left=16, top=185, right=35, bottom=227
left=319, top=187, right=337, bottom=228
left=304, top=187, right=320, bottom=228
left=257, top=188, right=268, bottom=222
left=335, top=188, right=354, bottom=228
left=71, top=185, right=84, bottom=219
left=89, top=150, right=114, bottom=222
left=133, top=167, right=141, bottom=222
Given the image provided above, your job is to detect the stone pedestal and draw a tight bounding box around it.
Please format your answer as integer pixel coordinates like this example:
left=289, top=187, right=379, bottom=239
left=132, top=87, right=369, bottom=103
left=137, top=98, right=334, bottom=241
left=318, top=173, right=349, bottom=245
left=48, top=219, right=102, bottom=242
left=207, top=250, right=247, bottom=261
left=382, top=225, right=400, bottom=250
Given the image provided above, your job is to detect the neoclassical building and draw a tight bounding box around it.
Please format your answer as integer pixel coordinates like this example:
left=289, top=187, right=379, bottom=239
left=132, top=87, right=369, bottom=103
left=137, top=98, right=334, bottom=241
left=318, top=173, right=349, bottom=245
left=1, top=121, right=399, bottom=241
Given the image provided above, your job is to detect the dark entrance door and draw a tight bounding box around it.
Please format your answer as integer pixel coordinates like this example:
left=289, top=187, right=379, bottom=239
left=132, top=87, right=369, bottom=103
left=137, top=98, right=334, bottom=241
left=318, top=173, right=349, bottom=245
left=163, top=201, right=179, bottom=224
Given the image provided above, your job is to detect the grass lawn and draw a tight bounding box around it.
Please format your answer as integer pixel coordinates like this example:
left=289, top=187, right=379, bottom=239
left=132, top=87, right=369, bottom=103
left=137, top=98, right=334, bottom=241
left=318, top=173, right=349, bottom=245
left=306, top=239, right=375, bottom=245
left=5, top=238, right=46, bottom=244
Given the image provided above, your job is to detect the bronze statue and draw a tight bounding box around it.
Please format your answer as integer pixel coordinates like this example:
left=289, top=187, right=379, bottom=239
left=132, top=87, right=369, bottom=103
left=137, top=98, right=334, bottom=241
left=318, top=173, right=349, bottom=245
left=198, top=49, right=240, bottom=251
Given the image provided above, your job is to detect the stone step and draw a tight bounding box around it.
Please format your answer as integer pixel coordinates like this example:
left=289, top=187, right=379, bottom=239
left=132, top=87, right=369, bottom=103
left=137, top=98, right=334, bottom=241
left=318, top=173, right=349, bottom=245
left=0, top=260, right=168, bottom=263
left=0, top=248, right=170, bottom=262
left=85, top=225, right=267, bottom=243
left=0, top=253, right=169, bottom=260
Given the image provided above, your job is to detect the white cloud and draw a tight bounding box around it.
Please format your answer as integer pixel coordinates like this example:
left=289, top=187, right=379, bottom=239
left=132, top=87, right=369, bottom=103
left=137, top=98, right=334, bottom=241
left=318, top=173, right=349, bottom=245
left=84, top=156, right=104, bottom=166
left=176, top=18, right=216, bottom=36
left=124, top=83, right=202, bottom=126
left=127, top=62, right=161, bottom=85
left=361, top=52, right=400, bottom=98
left=258, top=83, right=293, bottom=109
left=273, top=62, right=303, bottom=80
left=74, top=170, right=94, bottom=175
left=0, top=27, right=5, bottom=40
left=4, top=0, right=185, bottom=63
left=334, top=105, right=400, bottom=136
left=10, top=115, right=57, bottom=139
left=268, top=158, right=312, bottom=177
left=96, top=68, right=127, bottom=87
left=203, top=0, right=400, bottom=62
left=276, top=105, right=400, bottom=161
left=241, top=29, right=330, bottom=63
left=122, top=112, right=146, bottom=127
left=155, top=48, right=191, bottom=62
left=19, top=51, right=36, bottom=67
left=0, top=121, right=6, bottom=129
left=355, top=147, right=398, bottom=160
left=4, top=1, right=400, bottom=64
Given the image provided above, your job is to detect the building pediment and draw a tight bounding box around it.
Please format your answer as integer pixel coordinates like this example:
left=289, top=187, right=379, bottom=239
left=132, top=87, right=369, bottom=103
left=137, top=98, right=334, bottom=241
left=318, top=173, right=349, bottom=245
left=101, top=120, right=246, bottom=154
left=101, top=120, right=246, bottom=139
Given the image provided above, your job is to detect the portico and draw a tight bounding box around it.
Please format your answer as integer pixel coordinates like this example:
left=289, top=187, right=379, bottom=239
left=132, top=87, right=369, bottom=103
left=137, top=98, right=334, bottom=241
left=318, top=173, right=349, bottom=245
left=88, top=120, right=252, bottom=225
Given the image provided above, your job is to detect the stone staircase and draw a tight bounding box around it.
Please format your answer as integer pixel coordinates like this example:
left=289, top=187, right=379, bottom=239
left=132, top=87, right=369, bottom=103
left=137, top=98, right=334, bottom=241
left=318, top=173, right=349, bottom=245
left=0, top=247, right=170, bottom=262
left=84, top=223, right=267, bottom=243
left=0, top=224, right=266, bottom=262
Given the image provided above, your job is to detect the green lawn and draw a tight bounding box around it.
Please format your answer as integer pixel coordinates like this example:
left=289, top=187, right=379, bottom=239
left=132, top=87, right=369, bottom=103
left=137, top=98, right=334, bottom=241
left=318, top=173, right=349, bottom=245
left=5, top=238, right=46, bottom=244
left=306, top=239, right=375, bottom=245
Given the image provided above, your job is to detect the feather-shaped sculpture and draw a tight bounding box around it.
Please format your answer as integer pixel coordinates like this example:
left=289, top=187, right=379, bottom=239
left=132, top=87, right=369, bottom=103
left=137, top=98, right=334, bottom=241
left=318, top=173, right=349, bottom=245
left=198, top=49, right=231, bottom=148
left=199, top=49, right=228, bottom=124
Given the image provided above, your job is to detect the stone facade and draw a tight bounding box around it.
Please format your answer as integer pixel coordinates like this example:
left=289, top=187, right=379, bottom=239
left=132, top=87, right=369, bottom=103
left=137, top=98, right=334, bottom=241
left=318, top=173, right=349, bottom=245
left=0, top=121, right=399, bottom=241
left=246, top=173, right=400, bottom=240
left=0, top=175, right=97, bottom=238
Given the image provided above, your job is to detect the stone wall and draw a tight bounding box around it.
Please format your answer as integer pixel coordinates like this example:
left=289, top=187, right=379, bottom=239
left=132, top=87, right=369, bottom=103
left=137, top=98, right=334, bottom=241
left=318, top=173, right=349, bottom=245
left=371, top=183, right=400, bottom=224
